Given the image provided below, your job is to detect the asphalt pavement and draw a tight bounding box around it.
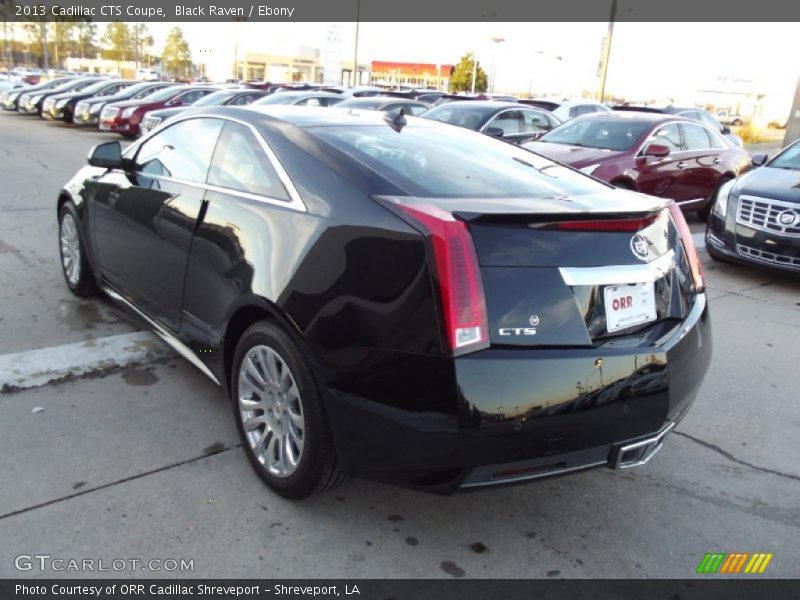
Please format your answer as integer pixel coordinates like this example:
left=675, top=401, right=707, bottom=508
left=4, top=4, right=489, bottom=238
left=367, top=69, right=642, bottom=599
left=0, top=111, right=798, bottom=579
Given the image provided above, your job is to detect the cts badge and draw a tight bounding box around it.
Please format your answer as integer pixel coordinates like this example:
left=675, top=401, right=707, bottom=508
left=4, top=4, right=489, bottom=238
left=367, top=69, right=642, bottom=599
left=499, top=314, right=540, bottom=336
left=498, top=328, right=537, bottom=336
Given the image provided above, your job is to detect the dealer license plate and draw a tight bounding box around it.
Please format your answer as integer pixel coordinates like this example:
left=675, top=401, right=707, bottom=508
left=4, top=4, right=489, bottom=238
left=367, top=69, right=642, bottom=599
left=604, top=282, right=657, bottom=333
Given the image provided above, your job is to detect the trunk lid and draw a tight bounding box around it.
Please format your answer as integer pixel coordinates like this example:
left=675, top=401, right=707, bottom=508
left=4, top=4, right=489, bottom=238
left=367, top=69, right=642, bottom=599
left=378, top=193, right=697, bottom=350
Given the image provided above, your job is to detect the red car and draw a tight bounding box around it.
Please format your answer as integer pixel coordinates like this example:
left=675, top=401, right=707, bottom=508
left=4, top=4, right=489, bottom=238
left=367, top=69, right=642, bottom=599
left=99, top=85, right=216, bottom=137
left=524, top=111, right=751, bottom=219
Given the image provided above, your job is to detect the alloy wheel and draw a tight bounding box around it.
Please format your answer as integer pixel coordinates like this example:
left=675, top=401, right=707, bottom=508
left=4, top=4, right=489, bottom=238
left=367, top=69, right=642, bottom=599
left=60, top=212, right=81, bottom=286
left=237, top=345, right=305, bottom=478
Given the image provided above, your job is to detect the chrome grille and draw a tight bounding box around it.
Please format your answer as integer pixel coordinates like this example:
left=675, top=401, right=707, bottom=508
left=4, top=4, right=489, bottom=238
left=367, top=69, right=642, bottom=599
left=100, top=106, right=118, bottom=120
left=141, top=116, right=162, bottom=134
left=737, top=244, right=800, bottom=269
left=737, top=195, right=800, bottom=238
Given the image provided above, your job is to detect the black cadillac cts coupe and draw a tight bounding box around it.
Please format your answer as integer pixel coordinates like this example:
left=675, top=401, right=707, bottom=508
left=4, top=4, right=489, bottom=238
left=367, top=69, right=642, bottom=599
left=57, top=106, right=711, bottom=498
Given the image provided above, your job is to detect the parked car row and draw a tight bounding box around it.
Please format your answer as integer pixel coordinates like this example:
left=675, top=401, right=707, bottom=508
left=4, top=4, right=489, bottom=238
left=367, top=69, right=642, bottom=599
left=6, top=75, right=793, bottom=276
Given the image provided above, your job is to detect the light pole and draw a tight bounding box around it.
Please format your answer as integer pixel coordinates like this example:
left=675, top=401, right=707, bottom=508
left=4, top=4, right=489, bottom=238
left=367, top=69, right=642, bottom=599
left=597, top=0, right=618, bottom=102
left=489, top=35, right=505, bottom=93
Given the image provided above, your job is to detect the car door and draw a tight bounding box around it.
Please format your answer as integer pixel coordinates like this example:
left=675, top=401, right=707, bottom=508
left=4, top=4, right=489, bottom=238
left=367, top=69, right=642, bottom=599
left=89, top=117, right=224, bottom=331
left=180, top=120, right=301, bottom=368
left=678, top=122, right=726, bottom=204
left=633, top=122, right=691, bottom=202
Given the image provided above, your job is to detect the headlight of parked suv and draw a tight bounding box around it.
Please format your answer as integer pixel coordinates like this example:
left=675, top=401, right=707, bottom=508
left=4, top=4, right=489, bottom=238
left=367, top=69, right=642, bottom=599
left=712, top=179, right=735, bottom=219
left=121, top=107, right=136, bottom=118
left=30, top=94, right=42, bottom=104
left=89, top=102, right=105, bottom=114
left=55, top=98, right=68, bottom=109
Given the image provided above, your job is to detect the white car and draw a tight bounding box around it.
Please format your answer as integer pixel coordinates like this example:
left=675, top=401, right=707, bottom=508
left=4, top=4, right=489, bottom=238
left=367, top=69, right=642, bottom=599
left=520, top=98, right=610, bottom=121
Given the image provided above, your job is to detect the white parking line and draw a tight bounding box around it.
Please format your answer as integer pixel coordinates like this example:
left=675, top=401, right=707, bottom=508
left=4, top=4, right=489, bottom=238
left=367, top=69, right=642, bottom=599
left=0, top=332, right=174, bottom=393
left=692, top=232, right=706, bottom=251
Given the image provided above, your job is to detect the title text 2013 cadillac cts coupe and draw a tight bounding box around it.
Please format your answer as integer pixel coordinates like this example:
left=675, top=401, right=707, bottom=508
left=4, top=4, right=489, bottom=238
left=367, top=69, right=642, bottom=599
left=57, top=106, right=711, bottom=498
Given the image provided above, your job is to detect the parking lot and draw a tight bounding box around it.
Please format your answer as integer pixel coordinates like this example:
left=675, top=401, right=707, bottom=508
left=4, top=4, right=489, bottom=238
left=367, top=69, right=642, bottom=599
left=0, top=109, right=798, bottom=579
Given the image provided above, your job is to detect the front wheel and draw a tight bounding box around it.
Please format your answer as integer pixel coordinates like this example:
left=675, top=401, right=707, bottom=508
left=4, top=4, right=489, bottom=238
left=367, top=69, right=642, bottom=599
left=58, top=202, right=97, bottom=297
left=231, top=320, right=347, bottom=499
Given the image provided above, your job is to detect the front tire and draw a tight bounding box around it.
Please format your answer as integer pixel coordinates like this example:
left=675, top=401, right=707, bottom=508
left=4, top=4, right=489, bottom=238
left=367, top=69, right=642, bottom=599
left=231, top=320, right=346, bottom=499
left=58, top=202, right=97, bottom=297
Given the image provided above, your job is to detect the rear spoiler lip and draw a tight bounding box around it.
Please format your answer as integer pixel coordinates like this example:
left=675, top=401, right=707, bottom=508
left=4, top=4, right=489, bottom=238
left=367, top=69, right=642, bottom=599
left=372, top=194, right=669, bottom=223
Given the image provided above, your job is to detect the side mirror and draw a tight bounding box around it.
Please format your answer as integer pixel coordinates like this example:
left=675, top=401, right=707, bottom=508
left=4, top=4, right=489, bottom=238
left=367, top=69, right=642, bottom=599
left=751, top=153, right=768, bottom=167
left=88, top=141, right=123, bottom=168
left=644, top=143, right=670, bottom=158
left=721, top=125, right=731, bottom=135
left=485, top=126, right=505, bottom=138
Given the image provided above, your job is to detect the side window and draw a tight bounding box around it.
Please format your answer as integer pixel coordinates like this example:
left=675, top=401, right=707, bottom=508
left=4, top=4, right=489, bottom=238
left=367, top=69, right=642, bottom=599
left=230, top=93, right=259, bottom=105
left=488, top=111, right=523, bottom=135
left=176, top=90, right=209, bottom=105
left=207, top=122, right=289, bottom=200
left=682, top=123, right=713, bottom=151
left=135, top=118, right=224, bottom=182
left=698, top=110, right=724, bottom=133
left=574, top=104, right=599, bottom=117
left=297, top=97, right=321, bottom=106
left=322, top=97, right=344, bottom=107
left=643, top=123, right=682, bottom=152
left=521, top=109, right=553, bottom=131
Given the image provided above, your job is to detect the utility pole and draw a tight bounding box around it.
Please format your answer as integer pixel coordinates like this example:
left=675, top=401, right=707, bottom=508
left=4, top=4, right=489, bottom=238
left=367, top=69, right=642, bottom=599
left=39, top=20, right=48, bottom=71
left=597, top=0, right=617, bottom=102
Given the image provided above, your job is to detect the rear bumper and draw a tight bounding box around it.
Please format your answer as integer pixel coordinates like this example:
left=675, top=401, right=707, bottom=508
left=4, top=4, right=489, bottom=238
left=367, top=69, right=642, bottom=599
left=326, top=293, right=711, bottom=494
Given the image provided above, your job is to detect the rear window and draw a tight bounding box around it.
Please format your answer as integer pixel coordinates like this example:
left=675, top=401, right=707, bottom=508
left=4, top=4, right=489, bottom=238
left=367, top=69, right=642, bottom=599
left=311, top=124, right=609, bottom=198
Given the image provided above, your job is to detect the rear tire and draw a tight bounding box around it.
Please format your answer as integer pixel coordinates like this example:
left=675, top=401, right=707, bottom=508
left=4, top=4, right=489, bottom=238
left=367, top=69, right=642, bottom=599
left=230, top=320, right=347, bottom=499
left=698, top=176, right=733, bottom=222
left=58, top=202, right=97, bottom=297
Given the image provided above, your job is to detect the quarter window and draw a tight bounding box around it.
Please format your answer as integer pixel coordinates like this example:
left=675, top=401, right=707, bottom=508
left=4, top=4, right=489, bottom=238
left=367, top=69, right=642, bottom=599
left=207, top=122, right=289, bottom=200
left=135, top=118, right=224, bottom=182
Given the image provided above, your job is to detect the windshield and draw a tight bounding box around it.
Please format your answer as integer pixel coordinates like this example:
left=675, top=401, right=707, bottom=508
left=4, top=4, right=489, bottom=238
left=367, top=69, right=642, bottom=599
left=312, top=123, right=609, bottom=198
left=142, top=86, right=186, bottom=102
left=537, top=118, right=650, bottom=151
left=769, top=142, right=800, bottom=170
left=422, top=105, right=488, bottom=130
left=192, top=90, right=237, bottom=106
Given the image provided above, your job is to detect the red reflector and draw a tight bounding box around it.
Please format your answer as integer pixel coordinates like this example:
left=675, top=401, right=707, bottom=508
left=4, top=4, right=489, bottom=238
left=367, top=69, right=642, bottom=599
left=668, top=202, right=705, bottom=292
left=552, top=215, right=658, bottom=232
left=382, top=200, right=489, bottom=356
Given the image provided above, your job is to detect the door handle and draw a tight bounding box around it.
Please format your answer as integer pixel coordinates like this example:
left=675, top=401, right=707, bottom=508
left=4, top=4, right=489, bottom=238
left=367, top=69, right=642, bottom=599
left=713, top=158, right=722, bottom=165
left=676, top=162, right=687, bottom=169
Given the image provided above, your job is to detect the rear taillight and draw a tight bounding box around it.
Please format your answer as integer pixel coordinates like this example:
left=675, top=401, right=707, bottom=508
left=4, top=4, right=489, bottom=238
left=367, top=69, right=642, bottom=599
left=546, top=215, right=659, bottom=232
left=668, top=202, right=705, bottom=292
left=381, top=199, right=489, bottom=356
